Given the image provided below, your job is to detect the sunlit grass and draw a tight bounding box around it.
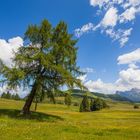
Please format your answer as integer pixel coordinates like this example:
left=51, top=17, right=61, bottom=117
left=0, top=99, right=140, bottom=140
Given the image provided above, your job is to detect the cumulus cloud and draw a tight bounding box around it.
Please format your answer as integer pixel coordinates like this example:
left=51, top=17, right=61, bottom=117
left=101, top=7, right=118, bottom=27
left=83, top=66, right=140, bottom=94
left=0, top=36, right=24, bottom=95
left=118, top=48, right=140, bottom=64
left=80, top=48, right=140, bottom=94
left=0, top=37, right=23, bottom=66
left=75, top=0, right=140, bottom=47
left=85, top=78, right=116, bottom=94
left=115, top=66, right=140, bottom=91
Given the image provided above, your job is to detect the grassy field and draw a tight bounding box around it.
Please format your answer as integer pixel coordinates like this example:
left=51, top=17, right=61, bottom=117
left=0, top=99, right=140, bottom=140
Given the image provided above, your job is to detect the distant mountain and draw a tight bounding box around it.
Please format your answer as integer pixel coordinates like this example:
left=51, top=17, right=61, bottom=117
left=71, top=89, right=132, bottom=102
left=116, top=88, right=140, bottom=102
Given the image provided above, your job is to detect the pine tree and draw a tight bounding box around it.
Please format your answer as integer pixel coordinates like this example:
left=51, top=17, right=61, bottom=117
left=1, top=92, right=6, bottom=98
left=90, top=99, right=94, bottom=111
left=0, top=19, right=84, bottom=115
left=79, top=95, right=90, bottom=112
left=64, top=92, right=71, bottom=107
left=14, top=94, right=20, bottom=100
left=6, top=91, right=11, bottom=99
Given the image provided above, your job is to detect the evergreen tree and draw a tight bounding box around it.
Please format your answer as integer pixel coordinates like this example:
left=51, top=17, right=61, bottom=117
left=1, top=92, right=6, bottom=98
left=64, top=92, right=71, bottom=107
left=90, top=99, right=94, bottom=111
left=6, top=91, right=11, bottom=99
left=91, top=98, right=103, bottom=111
left=79, top=95, right=90, bottom=112
left=0, top=19, right=84, bottom=114
left=14, top=94, right=20, bottom=100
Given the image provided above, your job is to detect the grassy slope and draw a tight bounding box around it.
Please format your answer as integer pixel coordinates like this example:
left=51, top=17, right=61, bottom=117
left=0, top=99, right=140, bottom=140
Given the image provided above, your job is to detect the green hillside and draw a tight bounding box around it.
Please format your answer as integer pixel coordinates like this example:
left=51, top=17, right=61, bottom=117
left=0, top=99, right=140, bottom=140
left=71, top=89, right=133, bottom=102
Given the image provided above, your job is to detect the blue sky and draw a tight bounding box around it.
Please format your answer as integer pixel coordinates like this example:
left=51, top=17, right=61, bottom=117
left=0, top=0, right=140, bottom=94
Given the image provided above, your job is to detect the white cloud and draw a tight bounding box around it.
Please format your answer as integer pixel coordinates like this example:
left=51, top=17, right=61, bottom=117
left=105, top=28, right=132, bottom=47
left=90, top=0, right=109, bottom=8
left=120, top=7, right=136, bottom=23
left=101, top=7, right=118, bottom=27
left=85, top=78, right=116, bottom=94
left=123, top=0, right=140, bottom=8
left=80, top=48, right=140, bottom=94
left=81, top=67, right=95, bottom=73
left=77, top=74, right=87, bottom=83
left=83, top=65, right=140, bottom=94
left=0, top=37, right=23, bottom=66
left=118, top=48, right=140, bottom=64
left=75, top=23, right=94, bottom=37
left=115, top=66, right=140, bottom=90
left=75, top=0, right=140, bottom=47
left=128, top=63, right=139, bottom=69
left=129, top=0, right=140, bottom=6
left=84, top=48, right=140, bottom=93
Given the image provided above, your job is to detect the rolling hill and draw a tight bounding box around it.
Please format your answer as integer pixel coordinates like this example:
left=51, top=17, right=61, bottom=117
left=71, top=89, right=134, bottom=102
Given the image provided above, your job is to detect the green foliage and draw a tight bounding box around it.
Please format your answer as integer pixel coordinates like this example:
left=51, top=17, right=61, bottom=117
left=90, top=98, right=108, bottom=111
left=79, top=95, right=90, bottom=112
left=1, top=92, right=7, bottom=98
left=64, top=92, right=72, bottom=107
left=14, top=94, right=20, bottom=100
left=1, top=92, right=20, bottom=100
left=0, top=19, right=84, bottom=113
left=90, top=99, right=94, bottom=111
left=6, top=91, right=11, bottom=99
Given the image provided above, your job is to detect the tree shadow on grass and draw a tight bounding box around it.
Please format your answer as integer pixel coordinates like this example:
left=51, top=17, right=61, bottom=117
left=0, top=109, right=63, bottom=122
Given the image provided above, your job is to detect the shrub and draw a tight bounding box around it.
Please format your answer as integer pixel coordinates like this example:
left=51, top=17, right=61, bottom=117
left=64, top=93, right=71, bottom=107
left=134, top=104, right=139, bottom=109
left=91, top=98, right=103, bottom=111
left=73, top=102, right=79, bottom=106
left=79, top=95, right=90, bottom=112
left=102, top=99, right=109, bottom=108
left=90, top=98, right=108, bottom=111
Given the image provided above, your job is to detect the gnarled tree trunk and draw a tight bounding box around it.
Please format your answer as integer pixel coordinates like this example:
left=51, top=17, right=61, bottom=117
left=22, top=81, right=37, bottom=115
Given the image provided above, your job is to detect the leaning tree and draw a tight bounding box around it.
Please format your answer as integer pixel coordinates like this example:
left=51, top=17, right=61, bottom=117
left=0, top=19, right=84, bottom=115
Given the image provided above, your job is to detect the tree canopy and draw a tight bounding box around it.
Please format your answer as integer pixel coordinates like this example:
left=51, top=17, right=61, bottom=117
left=0, top=19, right=84, bottom=114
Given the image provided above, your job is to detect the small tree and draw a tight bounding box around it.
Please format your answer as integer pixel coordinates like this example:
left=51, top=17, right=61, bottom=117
left=1, top=92, right=6, bottom=98
left=102, top=99, right=108, bottom=108
left=90, top=98, right=107, bottom=111
left=90, top=99, right=94, bottom=111
left=14, top=94, right=20, bottom=100
left=134, top=104, right=139, bottom=109
left=6, top=91, right=11, bottom=99
left=64, top=92, right=71, bottom=107
left=79, top=95, right=90, bottom=112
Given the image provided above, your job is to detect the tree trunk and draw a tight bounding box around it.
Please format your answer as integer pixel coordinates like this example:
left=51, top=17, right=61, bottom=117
left=34, top=98, right=38, bottom=111
left=21, top=82, right=37, bottom=115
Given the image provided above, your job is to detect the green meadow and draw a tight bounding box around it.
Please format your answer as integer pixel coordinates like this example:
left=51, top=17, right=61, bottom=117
left=0, top=99, right=140, bottom=140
